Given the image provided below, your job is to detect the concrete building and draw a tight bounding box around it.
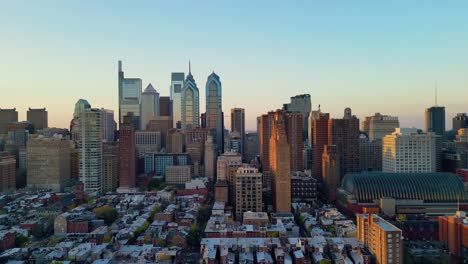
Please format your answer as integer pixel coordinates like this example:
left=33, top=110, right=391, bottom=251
left=359, top=134, right=382, bottom=172
left=286, top=112, right=304, bottom=172
left=269, top=110, right=291, bottom=213
left=322, top=145, right=340, bottom=202
left=235, top=165, right=263, bottom=221
left=453, top=113, right=468, bottom=131
left=283, top=94, right=311, bottom=141
left=361, top=113, right=399, bottom=141
left=27, top=108, right=48, bottom=130
left=205, top=72, right=224, bottom=153
left=181, top=65, right=199, bottom=130
left=167, top=129, right=184, bottom=154
left=425, top=106, right=445, bottom=136
left=118, top=61, right=142, bottom=129
left=356, top=214, right=403, bottom=264
left=73, top=100, right=103, bottom=194
left=204, top=135, right=216, bottom=180
left=382, top=128, right=437, bottom=173
left=0, top=152, right=16, bottom=193
left=258, top=112, right=275, bottom=188
left=0, top=108, right=18, bottom=135
left=135, top=130, right=161, bottom=158
left=290, top=171, right=318, bottom=202
left=26, top=136, right=71, bottom=192
left=244, top=132, right=258, bottom=163
left=147, top=116, right=173, bottom=149
left=144, top=153, right=190, bottom=176
left=231, top=108, right=245, bottom=158
left=140, top=83, right=160, bottom=130
left=159, top=96, right=172, bottom=117
left=102, top=143, right=118, bottom=193
left=438, top=211, right=468, bottom=260
left=165, top=165, right=191, bottom=185
left=119, top=115, right=136, bottom=190
left=216, top=151, right=242, bottom=204
left=170, top=72, right=184, bottom=129
left=312, top=112, right=330, bottom=179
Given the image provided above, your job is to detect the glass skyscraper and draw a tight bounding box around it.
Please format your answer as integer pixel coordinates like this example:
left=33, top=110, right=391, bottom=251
left=181, top=66, right=199, bottom=130
left=425, top=106, right=445, bottom=136
left=170, top=72, right=185, bottom=129
left=205, top=72, right=224, bottom=153
left=118, top=61, right=142, bottom=129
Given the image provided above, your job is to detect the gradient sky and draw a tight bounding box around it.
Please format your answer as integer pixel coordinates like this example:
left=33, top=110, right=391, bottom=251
left=1, top=1, right=467, bottom=131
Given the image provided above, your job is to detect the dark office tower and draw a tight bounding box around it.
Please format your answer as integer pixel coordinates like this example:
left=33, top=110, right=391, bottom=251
left=181, top=64, right=200, bottom=130
left=244, top=132, right=258, bottom=163
left=231, top=108, right=245, bottom=158
left=159, top=96, right=172, bottom=117
left=359, top=133, right=382, bottom=172
left=118, top=61, right=142, bottom=129
left=286, top=112, right=304, bottom=172
left=147, top=117, right=173, bottom=149
left=322, top=145, right=340, bottom=202
left=0, top=108, right=18, bottom=134
left=283, top=94, right=311, bottom=141
left=258, top=112, right=275, bottom=188
left=328, top=108, right=360, bottom=178
left=425, top=106, right=445, bottom=136
left=205, top=72, right=224, bottom=153
left=119, top=115, right=136, bottom=189
left=27, top=108, right=48, bottom=131
left=453, top=113, right=468, bottom=131
left=269, top=110, right=291, bottom=213
left=170, top=72, right=185, bottom=129
left=312, top=112, right=330, bottom=178
left=200, top=113, right=207, bottom=128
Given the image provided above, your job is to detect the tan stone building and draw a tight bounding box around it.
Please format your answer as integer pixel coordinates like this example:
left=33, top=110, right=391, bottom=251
left=235, top=165, right=263, bottom=220
left=357, top=214, right=403, bottom=264
left=165, top=165, right=191, bottom=185
left=269, top=110, right=291, bottom=213
left=0, top=151, right=16, bottom=193
left=102, top=143, right=118, bottom=193
left=27, top=136, right=70, bottom=192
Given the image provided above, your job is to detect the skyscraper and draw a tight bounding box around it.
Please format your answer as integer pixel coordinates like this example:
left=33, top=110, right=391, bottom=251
left=452, top=113, right=468, bottom=131
left=118, top=61, right=142, bottom=129
left=119, top=115, right=136, bottom=190
left=0, top=108, right=18, bottom=135
left=140, top=83, right=160, bottom=130
left=312, top=112, right=330, bottom=178
left=286, top=112, right=304, bottom=172
left=0, top=151, right=16, bottom=193
left=425, top=106, right=445, bottom=136
left=283, top=94, right=311, bottom=141
left=74, top=100, right=103, bottom=194
left=328, top=108, right=360, bottom=178
left=170, top=72, right=185, bottom=129
left=204, top=135, right=216, bottom=180
left=181, top=64, right=199, bottom=130
left=269, top=110, right=291, bottom=213
left=26, top=135, right=71, bottom=192
left=102, top=142, right=119, bottom=193
left=361, top=113, right=399, bottom=141
left=258, top=112, right=275, bottom=187
left=101, top=109, right=116, bottom=142
left=322, top=145, right=340, bottom=202
left=235, top=165, right=263, bottom=221
left=159, top=96, right=172, bottom=117
left=205, top=72, right=224, bottom=153
left=27, top=108, right=48, bottom=131
left=231, top=108, right=245, bottom=158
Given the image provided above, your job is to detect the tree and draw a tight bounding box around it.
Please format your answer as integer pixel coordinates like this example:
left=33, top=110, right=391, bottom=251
left=15, top=234, right=29, bottom=247
left=93, top=206, right=118, bottom=224
left=187, top=223, right=200, bottom=248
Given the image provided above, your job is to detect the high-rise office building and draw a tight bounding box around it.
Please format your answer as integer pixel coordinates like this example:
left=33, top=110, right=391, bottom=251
left=119, top=115, right=136, bottom=190
left=307, top=109, right=322, bottom=147
left=135, top=131, right=161, bottom=158
left=27, top=108, right=48, bottom=131
left=118, top=61, right=142, bottom=129
left=26, top=136, right=71, bottom=192
left=269, top=110, right=291, bottom=213
left=382, top=128, right=437, bottom=173
left=0, top=108, right=18, bottom=135
left=322, top=145, right=340, bottom=202
left=170, top=72, right=184, bottom=129
left=425, top=106, right=445, bottom=136
left=235, top=165, right=263, bottom=221
left=328, top=108, right=360, bottom=178
left=231, top=108, right=245, bottom=158
left=74, top=100, right=103, bottom=194
left=204, top=135, right=216, bottom=180
left=101, top=109, right=116, bottom=142
left=361, top=113, right=399, bottom=141
left=453, top=113, right=468, bottom=131
left=312, top=112, right=330, bottom=178
left=244, top=132, right=258, bottom=163
left=147, top=116, right=173, bottom=149
left=140, top=83, right=160, bottom=130
left=359, top=134, right=382, bottom=172
left=356, top=214, right=403, bottom=264
left=0, top=151, right=16, bottom=193
left=159, top=96, right=172, bottom=117
left=205, top=72, right=224, bottom=153
left=286, top=112, right=304, bottom=172
left=166, top=129, right=184, bottom=154
left=283, top=94, right=311, bottom=141
left=181, top=65, right=199, bottom=130
left=102, top=142, right=118, bottom=193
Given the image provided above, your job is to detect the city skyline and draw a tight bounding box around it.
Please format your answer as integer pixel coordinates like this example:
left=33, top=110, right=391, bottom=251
left=2, top=1, right=468, bottom=130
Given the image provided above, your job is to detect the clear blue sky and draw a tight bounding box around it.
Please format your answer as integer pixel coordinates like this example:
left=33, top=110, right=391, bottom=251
left=1, top=1, right=467, bottom=130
